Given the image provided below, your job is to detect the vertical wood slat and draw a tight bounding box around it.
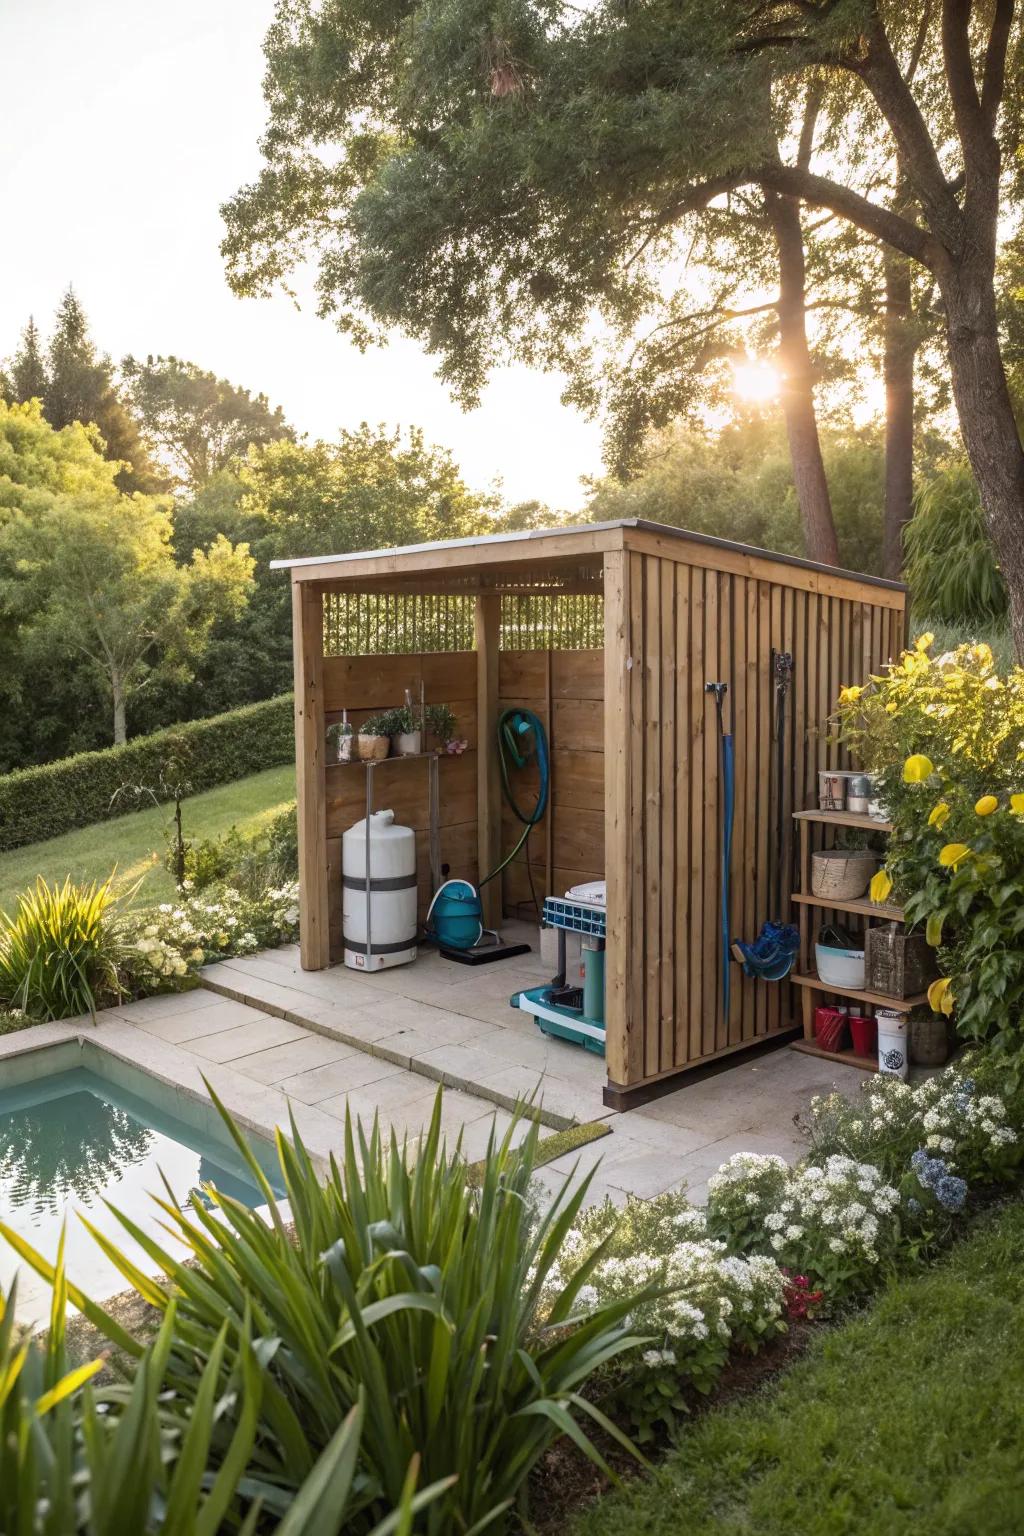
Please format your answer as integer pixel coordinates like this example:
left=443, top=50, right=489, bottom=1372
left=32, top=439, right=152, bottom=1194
left=643, top=559, right=662, bottom=1080
left=475, top=594, right=503, bottom=930
left=628, top=553, right=647, bottom=1082
left=603, top=551, right=632, bottom=1087
left=673, top=565, right=691, bottom=1070
left=688, top=567, right=706, bottom=1067
left=702, top=571, right=720, bottom=1059
left=659, top=560, right=677, bottom=1076
left=294, top=578, right=330, bottom=969
left=746, top=577, right=761, bottom=1044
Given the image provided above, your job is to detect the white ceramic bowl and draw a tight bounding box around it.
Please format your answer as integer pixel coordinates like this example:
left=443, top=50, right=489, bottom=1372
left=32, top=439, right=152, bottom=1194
left=815, top=942, right=866, bottom=990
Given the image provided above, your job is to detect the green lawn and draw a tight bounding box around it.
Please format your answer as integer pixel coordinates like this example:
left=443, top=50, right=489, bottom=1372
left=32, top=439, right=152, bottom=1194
left=0, top=764, right=295, bottom=917
left=574, top=1202, right=1024, bottom=1536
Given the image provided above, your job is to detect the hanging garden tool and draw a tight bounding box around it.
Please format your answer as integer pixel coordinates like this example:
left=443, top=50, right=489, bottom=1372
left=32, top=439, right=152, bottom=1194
left=705, top=681, right=735, bottom=1024
left=733, top=649, right=800, bottom=981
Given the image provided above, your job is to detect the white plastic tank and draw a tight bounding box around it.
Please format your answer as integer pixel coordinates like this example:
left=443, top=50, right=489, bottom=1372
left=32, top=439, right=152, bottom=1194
left=342, top=810, right=417, bottom=971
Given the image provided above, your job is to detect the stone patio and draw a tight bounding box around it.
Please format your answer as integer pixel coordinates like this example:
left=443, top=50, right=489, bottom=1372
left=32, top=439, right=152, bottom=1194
left=198, top=921, right=870, bottom=1203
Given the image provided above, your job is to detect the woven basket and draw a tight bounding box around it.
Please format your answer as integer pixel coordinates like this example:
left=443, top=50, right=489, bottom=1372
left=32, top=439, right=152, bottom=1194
left=811, top=848, right=877, bottom=901
left=356, top=732, right=390, bottom=762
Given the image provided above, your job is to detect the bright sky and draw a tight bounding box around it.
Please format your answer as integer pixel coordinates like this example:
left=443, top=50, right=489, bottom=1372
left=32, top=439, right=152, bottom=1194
left=0, top=0, right=604, bottom=509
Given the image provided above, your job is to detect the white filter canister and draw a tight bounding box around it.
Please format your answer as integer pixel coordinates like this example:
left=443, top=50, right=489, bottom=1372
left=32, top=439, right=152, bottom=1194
left=342, top=809, right=417, bottom=971
left=876, top=1010, right=909, bottom=1079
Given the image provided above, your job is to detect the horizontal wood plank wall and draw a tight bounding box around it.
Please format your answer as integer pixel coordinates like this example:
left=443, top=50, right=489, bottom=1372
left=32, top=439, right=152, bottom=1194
left=321, top=651, right=478, bottom=958
left=499, top=650, right=604, bottom=913
left=611, top=550, right=905, bottom=1091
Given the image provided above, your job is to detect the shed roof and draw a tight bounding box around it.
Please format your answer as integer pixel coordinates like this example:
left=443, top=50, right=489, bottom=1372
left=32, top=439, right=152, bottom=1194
left=271, top=517, right=906, bottom=603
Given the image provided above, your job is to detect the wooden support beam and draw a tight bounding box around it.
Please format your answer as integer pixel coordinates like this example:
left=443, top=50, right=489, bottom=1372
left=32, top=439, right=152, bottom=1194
left=293, top=577, right=330, bottom=970
left=475, top=593, right=502, bottom=929
left=603, top=550, right=631, bottom=1087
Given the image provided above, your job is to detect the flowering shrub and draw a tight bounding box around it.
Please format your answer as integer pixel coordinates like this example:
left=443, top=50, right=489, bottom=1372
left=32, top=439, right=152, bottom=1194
left=703, top=1152, right=791, bottom=1253
left=804, top=1056, right=1021, bottom=1188
left=709, top=1154, right=902, bottom=1298
left=122, top=881, right=300, bottom=992
left=835, top=636, right=1024, bottom=1048
left=532, top=1193, right=786, bottom=1441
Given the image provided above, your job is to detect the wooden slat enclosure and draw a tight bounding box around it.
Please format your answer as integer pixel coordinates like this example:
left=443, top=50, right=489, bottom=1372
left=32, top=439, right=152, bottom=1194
left=283, top=521, right=906, bottom=1102
left=602, top=542, right=905, bottom=1095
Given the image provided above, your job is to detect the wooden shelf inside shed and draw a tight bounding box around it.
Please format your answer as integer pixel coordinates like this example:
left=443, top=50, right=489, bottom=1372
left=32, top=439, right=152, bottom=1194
left=791, top=970, right=928, bottom=1010
left=792, top=892, right=904, bottom=921
left=790, top=1039, right=879, bottom=1074
left=793, top=808, right=892, bottom=834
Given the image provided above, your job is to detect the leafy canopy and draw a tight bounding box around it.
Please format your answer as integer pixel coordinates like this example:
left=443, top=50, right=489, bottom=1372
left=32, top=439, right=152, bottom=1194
left=121, top=354, right=294, bottom=490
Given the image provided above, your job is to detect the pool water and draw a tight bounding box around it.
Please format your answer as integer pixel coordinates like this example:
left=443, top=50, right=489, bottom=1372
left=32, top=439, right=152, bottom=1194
left=0, top=1060, right=285, bottom=1325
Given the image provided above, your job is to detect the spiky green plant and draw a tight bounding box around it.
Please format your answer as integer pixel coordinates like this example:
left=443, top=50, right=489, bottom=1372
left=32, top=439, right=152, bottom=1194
left=0, top=876, right=125, bottom=1020
left=3, top=1093, right=649, bottom=1534
left=0, top=1232, right=452, bottom=1534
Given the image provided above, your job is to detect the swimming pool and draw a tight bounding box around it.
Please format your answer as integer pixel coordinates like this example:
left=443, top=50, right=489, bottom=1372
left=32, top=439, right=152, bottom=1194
left=0, top=1043, right=285, bottom=1324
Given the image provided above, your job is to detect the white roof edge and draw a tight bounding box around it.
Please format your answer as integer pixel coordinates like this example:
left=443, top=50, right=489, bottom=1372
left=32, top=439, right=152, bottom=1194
left=269, top=519, right=629, bottom=570
left=270, top=516, right=906, bottom=594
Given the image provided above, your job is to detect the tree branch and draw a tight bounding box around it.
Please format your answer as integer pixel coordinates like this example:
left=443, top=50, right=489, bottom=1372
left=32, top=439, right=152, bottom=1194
left=858, top=11, right=964, bottom=242
left=942, top=0, right=982, bottom=144
left=754, top=164, right=933, bottom=265
left=981, top=0, right=1014, bottom=129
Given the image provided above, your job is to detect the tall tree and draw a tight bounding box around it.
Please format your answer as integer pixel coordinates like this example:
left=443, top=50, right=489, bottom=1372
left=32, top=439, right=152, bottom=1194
left=5, top=317, right=48, bottom=404
left=44, top=288, right=164, bottom=495
left=223, top=0, right=1024, bottom=648
left=120, top=355, right=293, bottom=489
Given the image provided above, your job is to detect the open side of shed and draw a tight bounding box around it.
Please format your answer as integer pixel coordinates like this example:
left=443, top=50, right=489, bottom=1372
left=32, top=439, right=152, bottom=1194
left=273, top=520, right=906, bottom=1105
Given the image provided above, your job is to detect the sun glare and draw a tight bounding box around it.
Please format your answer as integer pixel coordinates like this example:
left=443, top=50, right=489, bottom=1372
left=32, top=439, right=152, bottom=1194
left=732, top=359, right=781, bottom=404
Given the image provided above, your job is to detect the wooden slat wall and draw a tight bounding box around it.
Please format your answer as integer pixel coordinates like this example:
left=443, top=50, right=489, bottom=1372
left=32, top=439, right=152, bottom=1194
left=321, top=651, right=478, bottom=957
left=499, top=650, right=604, bottom=913
left=607, top=551, right=905, bottom=1091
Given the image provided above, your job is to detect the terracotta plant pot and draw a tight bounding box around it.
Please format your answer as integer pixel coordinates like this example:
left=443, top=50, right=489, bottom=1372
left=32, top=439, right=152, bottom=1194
left=356, top=732, right=390, bottom=761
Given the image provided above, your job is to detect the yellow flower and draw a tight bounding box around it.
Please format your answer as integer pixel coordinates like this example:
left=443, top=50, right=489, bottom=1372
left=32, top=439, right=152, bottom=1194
left=928, top=801, right=950, bottom=829
left=927, top=977, right=955, bottom=1017
left=1010, top=793, right=1024, bottom=815
left=885, top=702, right=898, bottom=714
left=975, top=794, right=998, bottom=816
left=869, top=869, right=893, bottom=905
left=903, top=753, right=935, bottom=783
left=938, top=843, right=971, bottom=868
left=839, top=685, right=864, bottom=704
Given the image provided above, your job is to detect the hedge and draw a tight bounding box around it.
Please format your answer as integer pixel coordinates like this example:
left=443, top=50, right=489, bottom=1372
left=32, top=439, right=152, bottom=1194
left=0, top=695, right=295, bottom=852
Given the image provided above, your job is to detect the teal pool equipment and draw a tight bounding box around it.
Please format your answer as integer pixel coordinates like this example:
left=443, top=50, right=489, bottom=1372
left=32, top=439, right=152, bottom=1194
left=511, top=896, right=606, bottom=1055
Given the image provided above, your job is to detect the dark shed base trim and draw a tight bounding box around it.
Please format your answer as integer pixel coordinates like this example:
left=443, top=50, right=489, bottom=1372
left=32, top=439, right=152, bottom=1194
left=603, top=1025, right=801, bottom=1113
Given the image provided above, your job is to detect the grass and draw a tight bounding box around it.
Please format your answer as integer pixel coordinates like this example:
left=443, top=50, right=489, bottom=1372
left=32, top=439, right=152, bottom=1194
left=573, top=1200, right=1024, bottom=1535
left=0, top=764, right=295, bottom=918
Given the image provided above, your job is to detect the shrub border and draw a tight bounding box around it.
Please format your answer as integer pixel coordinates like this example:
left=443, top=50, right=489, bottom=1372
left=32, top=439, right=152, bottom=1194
left=0, top=695, right=294, bottom=851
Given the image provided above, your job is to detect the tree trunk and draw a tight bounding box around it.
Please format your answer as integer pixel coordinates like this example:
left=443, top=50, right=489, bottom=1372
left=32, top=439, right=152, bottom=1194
left=112, top=675, right=126, bottom=746
left=882, top=252, right=916, bottom=581
left=940, top=258, right=1024, bottom=656
left=765, top=189, right=841, bottom=566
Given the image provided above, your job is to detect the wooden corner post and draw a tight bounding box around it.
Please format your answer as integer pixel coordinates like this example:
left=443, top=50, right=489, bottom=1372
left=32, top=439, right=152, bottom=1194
left=292, top=577, right=330, bottom=970
left=603, top=548, right=633, bottom=1092
left=475, top=592, right=502, bottom=930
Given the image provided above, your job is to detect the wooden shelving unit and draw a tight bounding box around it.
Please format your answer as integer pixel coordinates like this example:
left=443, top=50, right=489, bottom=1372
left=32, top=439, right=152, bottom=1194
left=791, top=807, right=916, bottom=1074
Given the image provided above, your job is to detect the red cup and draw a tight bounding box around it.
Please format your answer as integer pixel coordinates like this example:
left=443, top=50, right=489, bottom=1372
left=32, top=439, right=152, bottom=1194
left=849, top=1014, right=878, bottom=1057
left=814, top=1006, right=849, bottom=1053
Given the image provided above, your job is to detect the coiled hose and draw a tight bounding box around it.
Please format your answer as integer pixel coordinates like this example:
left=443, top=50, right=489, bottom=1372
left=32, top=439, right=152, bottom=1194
left=478, top=708, right=550, bottom=910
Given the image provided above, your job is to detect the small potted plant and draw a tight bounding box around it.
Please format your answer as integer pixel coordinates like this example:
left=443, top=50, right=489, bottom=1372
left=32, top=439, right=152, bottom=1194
left=389, top=695, right=423, bottom=756
left=356, top=713, right=391, bottom=761
left=326, top=718, right=354, bottom=763
left=426, top=703, right=457, bottom=750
